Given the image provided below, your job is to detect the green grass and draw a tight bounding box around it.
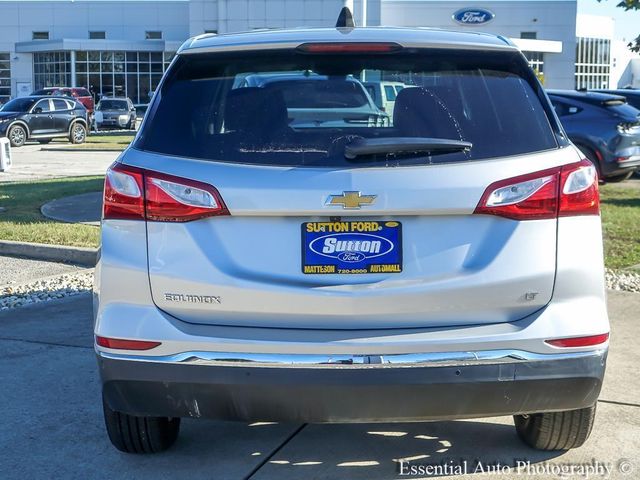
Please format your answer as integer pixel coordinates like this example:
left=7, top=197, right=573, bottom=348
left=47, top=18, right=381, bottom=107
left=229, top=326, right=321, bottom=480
left=600, top=184, right=640, bottom=269
left=0, top=177, right=103, bottom=248
left=49, top=133, right=134, bottom=151
left=0, top=176, right=637, bottom=268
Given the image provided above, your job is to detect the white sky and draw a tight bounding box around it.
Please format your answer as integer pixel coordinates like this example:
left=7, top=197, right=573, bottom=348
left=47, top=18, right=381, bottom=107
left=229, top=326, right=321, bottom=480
left=578, top=0, right=640, bottom=42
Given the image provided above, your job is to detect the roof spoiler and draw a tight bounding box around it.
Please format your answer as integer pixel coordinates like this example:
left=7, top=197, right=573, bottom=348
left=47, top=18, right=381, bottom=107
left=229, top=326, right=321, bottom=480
left=336, top=7, right=355, bottom=28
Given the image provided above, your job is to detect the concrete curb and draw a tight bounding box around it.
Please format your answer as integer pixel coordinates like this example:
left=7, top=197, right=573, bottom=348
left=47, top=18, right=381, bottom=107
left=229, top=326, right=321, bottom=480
left=0, top=240, right=98, bottom=267
left=40, top=147, right=123, bottom=153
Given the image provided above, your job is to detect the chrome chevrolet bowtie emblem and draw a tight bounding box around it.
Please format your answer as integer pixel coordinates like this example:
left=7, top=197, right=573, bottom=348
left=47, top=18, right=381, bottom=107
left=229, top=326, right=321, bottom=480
left=326, top=191, right=377, bottom=209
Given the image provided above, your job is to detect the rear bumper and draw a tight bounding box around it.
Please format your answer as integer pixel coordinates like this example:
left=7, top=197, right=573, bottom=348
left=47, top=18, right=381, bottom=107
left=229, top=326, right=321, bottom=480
left=98, top=348, right=607, bottom=423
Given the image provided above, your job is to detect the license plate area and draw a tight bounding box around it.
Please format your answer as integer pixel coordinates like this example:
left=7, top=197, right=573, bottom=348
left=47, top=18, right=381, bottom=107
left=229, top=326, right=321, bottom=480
left=302, top=221, right=402, bottom=274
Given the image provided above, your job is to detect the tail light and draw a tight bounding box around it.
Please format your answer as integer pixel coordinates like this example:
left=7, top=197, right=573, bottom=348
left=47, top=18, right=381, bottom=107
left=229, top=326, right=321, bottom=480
left=103, top=162, right=229, bottom=222
left=616, top=122, right=640, bottom=134
left=545, top=333, right=609, bottom=348
left=96, top=335, right=161, bottom=350
left=474, top=159, right=599, bottom=220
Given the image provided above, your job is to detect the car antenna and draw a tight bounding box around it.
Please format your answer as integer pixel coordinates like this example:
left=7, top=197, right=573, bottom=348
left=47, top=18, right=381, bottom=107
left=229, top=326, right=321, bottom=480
left=336, top=7, right=355, bottom=28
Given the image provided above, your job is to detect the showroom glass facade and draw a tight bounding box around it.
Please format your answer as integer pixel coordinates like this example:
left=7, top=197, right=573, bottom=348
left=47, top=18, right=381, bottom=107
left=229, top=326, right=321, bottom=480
left=0, top=53, right=10, bottom=104
left=33, top=50, right=174, bottom=104
left=575, top=37, right=611, bottom=89
left=523, top=51, right=544, bottom=75
left=74, top=50, right=174, bottom=103
left=33, top=52, right=72, bottom=91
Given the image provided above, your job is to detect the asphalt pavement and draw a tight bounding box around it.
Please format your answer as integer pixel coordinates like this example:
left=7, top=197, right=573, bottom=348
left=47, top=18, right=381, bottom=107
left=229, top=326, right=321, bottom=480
left=0, top=292, right=638, bottom=479
left=0, top=143, right=117, bottom=183
left=0, top=255, right=83, bottom=286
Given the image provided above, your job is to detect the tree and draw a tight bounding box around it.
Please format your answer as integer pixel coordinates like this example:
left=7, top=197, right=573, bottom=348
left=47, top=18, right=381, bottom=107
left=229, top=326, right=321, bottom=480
left=598, top=0, right=640, bottom=52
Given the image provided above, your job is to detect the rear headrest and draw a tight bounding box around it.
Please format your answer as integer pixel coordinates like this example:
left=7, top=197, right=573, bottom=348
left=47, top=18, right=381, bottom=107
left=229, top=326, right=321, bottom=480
left=393, top=87, right=463, bottom=139
left=224, top=87, right=288, bottom=135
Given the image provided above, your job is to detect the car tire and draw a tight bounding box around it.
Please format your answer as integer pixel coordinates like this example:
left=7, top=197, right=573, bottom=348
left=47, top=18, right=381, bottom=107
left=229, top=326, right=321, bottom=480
left=7, top=124, right=27, bottom=147
left=69, top=122, right=87, bottom=144
left=603, top=171, right=633, bottom=183
left=37, top=139, right=52, bottom=144
left=102, top=393, right=181, bottom=454
left=514, top=404, right=596, bottom=451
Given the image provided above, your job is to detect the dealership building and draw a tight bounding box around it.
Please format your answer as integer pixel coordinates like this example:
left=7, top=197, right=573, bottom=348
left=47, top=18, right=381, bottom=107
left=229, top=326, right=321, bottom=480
left=0, top=0, right=638, bottom=105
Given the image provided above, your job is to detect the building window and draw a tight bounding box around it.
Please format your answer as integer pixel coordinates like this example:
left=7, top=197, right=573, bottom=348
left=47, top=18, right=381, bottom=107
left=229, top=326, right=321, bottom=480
left=522, top=51, right=544, bottom=81
left=520, top=32, right=537, bottom=39
left=145, top=31, right=162, bottom=40
left=74, top=50, right=174, bottom=104
left=575, top=37, right=611, bottom=89
left=89, top=31, right=106, bottom=39
left=33, top=52, right=71, bottom=90
left=32, top=31, right=49, bottom=40
left=204, top=30, right=218, bottom=34
left=0, top=53, right=10, bottom=105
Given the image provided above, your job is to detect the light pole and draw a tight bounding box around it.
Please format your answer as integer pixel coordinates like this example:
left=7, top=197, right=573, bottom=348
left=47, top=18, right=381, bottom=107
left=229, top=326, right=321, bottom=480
left=361, top=0, right=367, bottom=27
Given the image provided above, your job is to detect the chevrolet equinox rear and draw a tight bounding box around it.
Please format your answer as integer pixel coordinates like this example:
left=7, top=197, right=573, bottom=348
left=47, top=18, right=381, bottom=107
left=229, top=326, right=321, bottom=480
left=94, top=27, right=609, bottom=454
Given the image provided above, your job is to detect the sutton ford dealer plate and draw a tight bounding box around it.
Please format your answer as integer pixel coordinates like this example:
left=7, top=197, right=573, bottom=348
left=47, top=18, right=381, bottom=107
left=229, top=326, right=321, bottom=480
left=302, top=221, right=402, bottom=274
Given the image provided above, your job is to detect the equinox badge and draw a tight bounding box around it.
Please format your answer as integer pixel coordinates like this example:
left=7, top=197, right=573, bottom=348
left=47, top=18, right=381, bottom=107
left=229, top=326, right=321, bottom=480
left=325, top=191, right=377, bottom=209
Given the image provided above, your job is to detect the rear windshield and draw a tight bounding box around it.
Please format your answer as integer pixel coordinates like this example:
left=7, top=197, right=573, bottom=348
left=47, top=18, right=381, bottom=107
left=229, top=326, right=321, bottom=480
left=99, top=100, right=128, bottom=111
left=138, top=49, right=558, bottom=167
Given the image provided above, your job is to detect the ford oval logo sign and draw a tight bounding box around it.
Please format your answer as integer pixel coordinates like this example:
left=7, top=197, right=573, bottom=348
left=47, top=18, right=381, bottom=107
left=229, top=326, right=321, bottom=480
left=453, top=8, right=495, bottom=25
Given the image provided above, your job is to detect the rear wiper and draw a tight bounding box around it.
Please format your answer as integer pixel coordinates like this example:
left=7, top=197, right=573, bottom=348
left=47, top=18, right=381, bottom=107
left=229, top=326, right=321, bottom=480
left=344, top=137, right=472, bottom=160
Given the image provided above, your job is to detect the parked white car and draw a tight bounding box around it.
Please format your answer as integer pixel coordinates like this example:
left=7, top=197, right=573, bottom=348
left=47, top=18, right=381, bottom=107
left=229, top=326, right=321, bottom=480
left=95, top=24, right=609, bottom=454
left=364, top=80, right=407, bottom=117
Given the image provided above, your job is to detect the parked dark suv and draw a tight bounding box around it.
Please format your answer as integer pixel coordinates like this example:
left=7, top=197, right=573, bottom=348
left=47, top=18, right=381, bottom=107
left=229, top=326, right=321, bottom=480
left=547, top=90, right=640, bottom=182
left=0, top=96, right=89, bottom=147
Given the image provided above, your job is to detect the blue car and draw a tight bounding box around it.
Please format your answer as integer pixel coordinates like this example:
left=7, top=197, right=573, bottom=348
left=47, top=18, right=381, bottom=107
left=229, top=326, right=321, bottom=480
left=547, top=90, right=640, bottom=182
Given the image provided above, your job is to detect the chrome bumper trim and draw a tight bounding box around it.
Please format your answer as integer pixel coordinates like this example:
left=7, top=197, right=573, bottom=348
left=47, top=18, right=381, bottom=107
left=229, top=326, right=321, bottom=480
left=97, top=348, right=607, bottom=369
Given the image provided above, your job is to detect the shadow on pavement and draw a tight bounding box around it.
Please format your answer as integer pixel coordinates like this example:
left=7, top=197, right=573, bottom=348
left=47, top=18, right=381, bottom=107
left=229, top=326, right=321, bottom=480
left=248, top=420, right=562, bottom=479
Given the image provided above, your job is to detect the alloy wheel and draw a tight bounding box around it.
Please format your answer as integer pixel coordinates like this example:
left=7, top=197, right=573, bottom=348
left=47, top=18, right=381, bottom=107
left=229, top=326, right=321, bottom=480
left=73, top=124, right=86, bottom=143
left=9, top=125, right=26, bottom=146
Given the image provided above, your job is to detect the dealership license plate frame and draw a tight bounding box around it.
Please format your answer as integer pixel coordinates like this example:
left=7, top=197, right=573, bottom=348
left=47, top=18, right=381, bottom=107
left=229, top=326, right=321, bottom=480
left=301, top=220, right=403, bottom=274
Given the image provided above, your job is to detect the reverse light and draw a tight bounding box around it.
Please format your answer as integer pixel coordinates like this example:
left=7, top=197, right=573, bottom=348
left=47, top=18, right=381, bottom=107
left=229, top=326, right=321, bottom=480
left=474, top=167, right=559, bottom=220
left=95, top=335, right=161, bottom=350
left=545, top=333, right=609, bottom=348
left=485, top=175, right=555, bottom=207
left=145, top=172, right=228, bottom=222
left=474, top=159, right=599, bottom=220
left=296, top=42, right=402, bottom=54
left=103, top=162, right=229, bottom=222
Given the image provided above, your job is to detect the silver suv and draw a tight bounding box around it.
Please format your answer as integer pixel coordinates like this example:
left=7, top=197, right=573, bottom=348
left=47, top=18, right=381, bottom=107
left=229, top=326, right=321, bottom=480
left=95, top=26, right=609, bottom=454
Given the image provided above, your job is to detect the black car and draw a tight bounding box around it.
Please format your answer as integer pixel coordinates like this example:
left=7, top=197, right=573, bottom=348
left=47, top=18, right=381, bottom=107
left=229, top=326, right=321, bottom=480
left=594, top=88, right=640, bottom=110
left=0, top=95, right=89, bottom=147
left=547, top=90, right=640, bottom=182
